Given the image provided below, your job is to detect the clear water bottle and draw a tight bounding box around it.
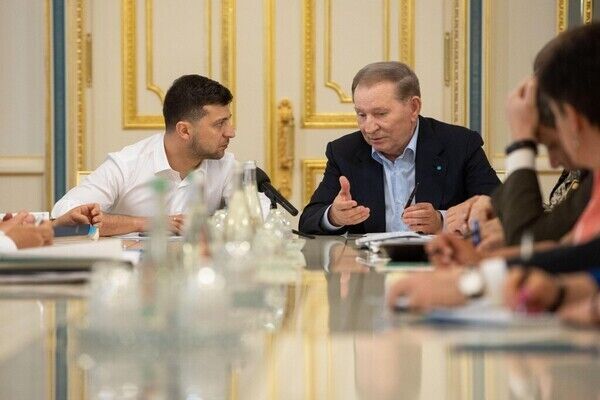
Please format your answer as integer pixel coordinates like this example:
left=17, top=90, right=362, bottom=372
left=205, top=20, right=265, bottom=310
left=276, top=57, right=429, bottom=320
left=145, top=177, right=170, bottom=269
left=243, top=160, right=264, bottom=229
left=223, top=162, right=253, bottom=243
left=139, top=177, right=170, bottom=326
left=182, top=171, right=210, bottom=272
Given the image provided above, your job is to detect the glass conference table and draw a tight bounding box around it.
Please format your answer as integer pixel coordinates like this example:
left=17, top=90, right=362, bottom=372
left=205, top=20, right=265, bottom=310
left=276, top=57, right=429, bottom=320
left=0, top=235, right=599, bottom=400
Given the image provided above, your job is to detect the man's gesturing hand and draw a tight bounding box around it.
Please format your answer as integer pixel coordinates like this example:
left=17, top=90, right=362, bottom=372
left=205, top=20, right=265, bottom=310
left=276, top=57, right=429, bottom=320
left=328, top=176, right=370, bottom=227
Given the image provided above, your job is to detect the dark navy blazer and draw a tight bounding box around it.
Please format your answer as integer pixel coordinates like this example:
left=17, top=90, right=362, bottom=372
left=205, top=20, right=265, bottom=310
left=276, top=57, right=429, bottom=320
left=299, top=116, right=501, bottom=234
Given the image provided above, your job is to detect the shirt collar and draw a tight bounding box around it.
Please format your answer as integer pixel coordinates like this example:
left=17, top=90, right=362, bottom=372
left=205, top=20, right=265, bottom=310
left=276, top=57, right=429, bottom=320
left=153, top=134, right=174, bottom=175
left=371, top=119, right=420, bottom=164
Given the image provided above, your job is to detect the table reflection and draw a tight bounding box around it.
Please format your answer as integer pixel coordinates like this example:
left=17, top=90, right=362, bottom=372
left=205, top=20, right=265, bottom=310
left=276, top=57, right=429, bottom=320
left=0, top=236, right=598, bottom=399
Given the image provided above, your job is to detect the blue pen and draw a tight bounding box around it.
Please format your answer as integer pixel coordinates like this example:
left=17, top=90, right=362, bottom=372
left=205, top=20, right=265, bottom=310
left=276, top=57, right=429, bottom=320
left=470, top=220, right=481, bottom=246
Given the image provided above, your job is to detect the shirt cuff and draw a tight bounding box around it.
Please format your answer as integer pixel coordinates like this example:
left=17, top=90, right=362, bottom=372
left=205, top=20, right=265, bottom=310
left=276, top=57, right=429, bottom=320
left=506, top=148, right=536, bottom=176
left=320, top=205, right=344, bottom=232
left=0, top=231, right=18, bottom=252
left=438, top=210, right=447, bottom=230
left=479, top=257, right=508, bottom=305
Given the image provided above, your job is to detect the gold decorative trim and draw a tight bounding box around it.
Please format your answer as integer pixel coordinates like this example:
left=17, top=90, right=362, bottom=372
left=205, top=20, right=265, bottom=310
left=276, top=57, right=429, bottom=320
left=384, top=0, right=391, bottom=61
left=206, top=0, right=212, bottom=77
left=76, top=170, right=92, bottom=186
left=450, top=0, right=468, bottom=126
left=222, top=0, right=236, bottom=121
left=302, top=159, right=326, bottom=205
left=274, top=99, right=295, bottom=198
left=303, top=0, right=415, bottom=128
left=75, top=0, right=85, bottom=177
left=65, top=0, right=87, bottom=189
left=301, top=0, right=362, bottom=128
left=557, top=0, right=568, bottom=32
left=85, top=33, right=92, bottom=88
left=303, top=0, right=356, bottom=128
left=265, top=0, right=275, bottom=177
left=122, top=0, right=163, bottom=128
left=122, top=0, right=220, bottom=129
left=45, top=0, right=53, bottom=210
left=583, top=0, right=593, bottom=24
left=323, top=0, right=361, bottom=103
left=399, top=0, right=414, bottom=68
left=145, top=0, right=165, bottom=103
left=482, top=0, right=491, bottom=156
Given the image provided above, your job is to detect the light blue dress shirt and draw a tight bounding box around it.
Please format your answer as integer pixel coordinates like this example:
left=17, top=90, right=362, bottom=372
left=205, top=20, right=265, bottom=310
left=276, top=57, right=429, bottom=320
left=321, top=121, right=421, bottom=232
left=371, top=122, right=419, bottom=232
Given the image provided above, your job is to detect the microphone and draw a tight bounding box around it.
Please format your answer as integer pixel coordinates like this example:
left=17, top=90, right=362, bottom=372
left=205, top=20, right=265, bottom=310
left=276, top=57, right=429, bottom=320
left=255, top=167, right=299, bottom=216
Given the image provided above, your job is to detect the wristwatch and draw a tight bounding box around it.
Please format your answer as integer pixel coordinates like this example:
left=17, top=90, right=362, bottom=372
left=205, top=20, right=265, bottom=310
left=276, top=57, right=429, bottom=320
left=458, top=268, right=485, bottom=299
left=505, top=139, right=538, bottom=156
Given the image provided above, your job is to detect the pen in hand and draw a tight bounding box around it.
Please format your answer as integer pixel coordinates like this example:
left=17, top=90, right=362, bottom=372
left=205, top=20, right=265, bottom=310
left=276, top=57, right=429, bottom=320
left=470, top=219, right=481, bottom=247
left=402, top=182, right=420, bottom=212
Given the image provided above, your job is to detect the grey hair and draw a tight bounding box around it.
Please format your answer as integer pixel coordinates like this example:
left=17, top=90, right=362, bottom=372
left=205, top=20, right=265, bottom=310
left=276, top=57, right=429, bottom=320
left=351, top=61, right=420, bottom=101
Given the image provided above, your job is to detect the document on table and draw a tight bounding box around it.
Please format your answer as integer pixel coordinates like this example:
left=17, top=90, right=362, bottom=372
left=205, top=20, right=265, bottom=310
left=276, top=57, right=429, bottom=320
left=0, top=239, right=127, bottom=274
left=355, top=231, right=432, bottom=247
left=1, top=239, right=123, bottom=260
left=424, top=298, right=560, bottom=328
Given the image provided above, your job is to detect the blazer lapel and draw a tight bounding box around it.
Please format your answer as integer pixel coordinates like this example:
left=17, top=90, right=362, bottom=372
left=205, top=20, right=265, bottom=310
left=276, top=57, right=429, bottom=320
left=415, top=117, right=447, bottom=208
left=352, top=141, right=386, bottom=232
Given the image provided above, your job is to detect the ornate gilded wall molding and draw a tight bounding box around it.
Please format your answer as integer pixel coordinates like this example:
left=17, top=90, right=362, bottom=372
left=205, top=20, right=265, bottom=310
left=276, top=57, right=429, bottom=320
left=264, top=0, right=275, bottom=177
left=75, top=0, right=86, bottom=178
left=144, top=0, right=165, bottom=103
left=399, top=0, right=414, bottom=68
left=65, top=0, right=87, bottom=188
left=450, top=0, right=467, bottom=126
left=583, top=0, right=593, bottom=24
left=483, top=0, right=491, bottom=156
left=557, top=0, right=568, bottom=32
left=45, top=0, right=52, bottom=209
left=221, top=0, right=236, bottom=120
left=121, top=0, right=219, bottom=129
left=302, top=0, right=415, bottom=129
left=302, top=159, right=326, bottom=205
left=275, top=99, right=295, bottom=198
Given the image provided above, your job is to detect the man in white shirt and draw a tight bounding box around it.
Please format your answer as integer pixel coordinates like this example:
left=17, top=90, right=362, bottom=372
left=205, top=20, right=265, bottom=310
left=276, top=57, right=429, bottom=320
left=52, top=74, right=257, bottom=236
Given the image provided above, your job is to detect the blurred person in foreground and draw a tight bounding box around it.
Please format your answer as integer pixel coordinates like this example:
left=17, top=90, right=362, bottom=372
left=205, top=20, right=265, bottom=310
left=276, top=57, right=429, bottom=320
left=0, top=204, right=102, bottom=251
left=443, top=39, right=592, bottom=252
left=387, top=22, right=600, bottom=327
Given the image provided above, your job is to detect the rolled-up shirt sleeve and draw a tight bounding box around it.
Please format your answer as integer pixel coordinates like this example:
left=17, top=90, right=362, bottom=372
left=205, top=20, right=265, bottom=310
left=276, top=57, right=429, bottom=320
left=51, top=156, right=125, bottom=218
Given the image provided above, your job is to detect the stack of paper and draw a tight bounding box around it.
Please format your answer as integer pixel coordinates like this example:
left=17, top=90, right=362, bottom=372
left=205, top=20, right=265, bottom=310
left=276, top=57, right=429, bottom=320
left=0, top=239, right=127, bottom=284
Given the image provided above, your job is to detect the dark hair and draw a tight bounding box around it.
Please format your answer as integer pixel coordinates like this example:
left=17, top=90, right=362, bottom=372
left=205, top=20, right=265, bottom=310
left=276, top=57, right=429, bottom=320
left=351, top=61, right=420, bottom=101
left=163, top=74, right=233, bottom=130
left=537, top=22, right=600, bottom=128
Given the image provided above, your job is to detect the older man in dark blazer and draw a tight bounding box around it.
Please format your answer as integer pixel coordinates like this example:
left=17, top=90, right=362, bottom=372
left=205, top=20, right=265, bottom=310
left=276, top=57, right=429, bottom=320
left=299, top=62, right=500, bottom=235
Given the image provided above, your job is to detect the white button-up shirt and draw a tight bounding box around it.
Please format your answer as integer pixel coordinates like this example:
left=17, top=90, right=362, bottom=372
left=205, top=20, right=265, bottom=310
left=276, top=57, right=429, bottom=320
left=52, top=133, right=265, bottom=218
